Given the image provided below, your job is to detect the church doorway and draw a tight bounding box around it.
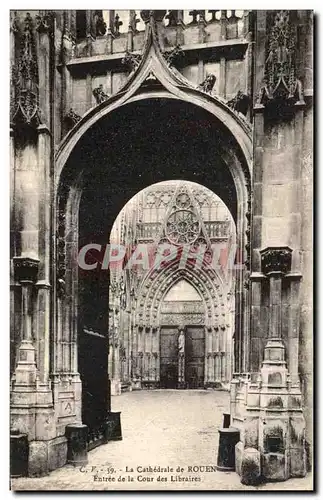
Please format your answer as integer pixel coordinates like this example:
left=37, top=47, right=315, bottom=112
left=108, top=180, right=236, bottom=393
left=55, top=96, right=251, bottom=446
left=159, top=326, right=205, bottom=390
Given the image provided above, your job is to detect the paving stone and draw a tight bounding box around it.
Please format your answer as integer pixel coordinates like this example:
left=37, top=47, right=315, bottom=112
left=11, top=390, right=313, bottom=491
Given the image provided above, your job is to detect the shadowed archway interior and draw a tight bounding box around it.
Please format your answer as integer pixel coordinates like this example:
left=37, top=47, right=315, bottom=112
left=57, top=97, right=249, bottom=441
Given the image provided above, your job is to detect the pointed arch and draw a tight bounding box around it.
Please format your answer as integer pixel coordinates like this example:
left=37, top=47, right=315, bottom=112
left=135, top=257, right=231, bottom=330
left=163, top=279, right=203, bottom=302
left=55, top=15, right=252, bottom=192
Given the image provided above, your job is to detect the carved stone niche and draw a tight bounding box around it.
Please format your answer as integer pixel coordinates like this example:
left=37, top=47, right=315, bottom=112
left=256, top=11, right=305, bottom=119
left=11, top=12, right=41, bottom=129
left=260, top=246, right=292, bottom=275
left=13, top=256, right=39, bottom=283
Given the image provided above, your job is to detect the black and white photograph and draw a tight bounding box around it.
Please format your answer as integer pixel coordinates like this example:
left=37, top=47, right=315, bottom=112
left=8, top=8, right=314, bottom=491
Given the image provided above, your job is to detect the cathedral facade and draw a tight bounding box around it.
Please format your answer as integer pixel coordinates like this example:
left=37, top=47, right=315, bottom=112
left=108, top=181, right=236, bottom=394
left=10, top=10, right=313, bottom=482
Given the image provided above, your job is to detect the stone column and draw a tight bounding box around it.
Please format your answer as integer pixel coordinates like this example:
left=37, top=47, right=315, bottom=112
left=85, top=10, right=94, bottom=56
left=12, top=257, right=39, bottom=389
left=61, top=13, right=74, bottom=137
left=260, top=247, right=292, bottom=373
left=106, top=10, right=115, bottom=54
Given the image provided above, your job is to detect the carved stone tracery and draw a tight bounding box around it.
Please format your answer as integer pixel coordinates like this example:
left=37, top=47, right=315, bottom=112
left=165, top=210, right=200, bottom=245
left=121, top=51, right=142, bottom=72
left=11, top=13, right=40, bottom=127
left=257, top=11, right=304, bottom=108
left=163, top=45, right=185, bottom=68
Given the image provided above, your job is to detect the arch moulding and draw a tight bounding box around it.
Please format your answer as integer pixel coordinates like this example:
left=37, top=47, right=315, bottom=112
left=54, top=14, right=253, bottom=192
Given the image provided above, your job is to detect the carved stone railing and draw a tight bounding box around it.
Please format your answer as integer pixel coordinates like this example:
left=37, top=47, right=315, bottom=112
left=205, top=220, right=230, bottom=239
left=136, top=222, right=161, bottom=240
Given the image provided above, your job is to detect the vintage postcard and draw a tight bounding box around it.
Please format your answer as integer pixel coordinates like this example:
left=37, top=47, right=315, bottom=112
left=10, top=9, right=313, bottom=491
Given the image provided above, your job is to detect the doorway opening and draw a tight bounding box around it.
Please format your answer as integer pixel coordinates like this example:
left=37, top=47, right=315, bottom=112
left=55, top=96, right=250, bottom=446
left=108, top=180, right=236, bottom=393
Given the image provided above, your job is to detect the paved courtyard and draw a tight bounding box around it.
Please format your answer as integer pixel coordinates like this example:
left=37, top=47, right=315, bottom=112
left=11, top=390, right=313, bottom=491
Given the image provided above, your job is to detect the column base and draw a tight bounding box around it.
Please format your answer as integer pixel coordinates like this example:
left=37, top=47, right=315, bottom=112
left=231, top=373, right=307, bottom=483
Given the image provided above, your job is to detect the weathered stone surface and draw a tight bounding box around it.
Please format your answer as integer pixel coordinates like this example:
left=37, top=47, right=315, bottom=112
left=244, top=418, right=259, bottom=448
left=48, top=437, right=68, bottom=472
left=10, top=391, right=313, bottom=491
left=290, top=448, right=306, bottom=477
left=240, top=448, right=262, bottom=486
left=28, top=441, right=50, bottom=477
left=235, top=441, right=244, bottom=476
left=262, top=453, right=287, bottom=481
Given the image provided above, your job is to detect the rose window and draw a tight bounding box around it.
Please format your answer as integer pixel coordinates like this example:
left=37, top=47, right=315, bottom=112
left=165, top=210, right=200, bottom=245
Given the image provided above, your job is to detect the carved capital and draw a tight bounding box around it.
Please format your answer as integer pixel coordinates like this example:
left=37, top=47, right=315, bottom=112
left=13, top=256, right=39, bottom=283
left=260, top=246, right=292, bottom=275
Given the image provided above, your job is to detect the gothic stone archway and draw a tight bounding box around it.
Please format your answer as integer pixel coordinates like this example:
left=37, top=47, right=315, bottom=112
left=55, top=96, right=251, bottom=445
left=54, top=15, right=252, bottom=446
